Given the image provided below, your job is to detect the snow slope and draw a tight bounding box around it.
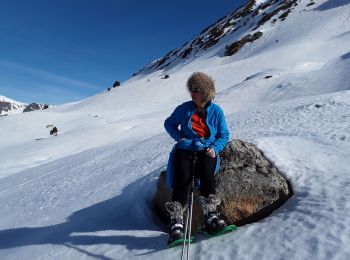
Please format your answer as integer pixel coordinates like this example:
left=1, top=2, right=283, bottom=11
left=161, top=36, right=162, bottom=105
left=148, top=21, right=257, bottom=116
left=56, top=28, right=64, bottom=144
left=1, top=0, right=350, bottom=259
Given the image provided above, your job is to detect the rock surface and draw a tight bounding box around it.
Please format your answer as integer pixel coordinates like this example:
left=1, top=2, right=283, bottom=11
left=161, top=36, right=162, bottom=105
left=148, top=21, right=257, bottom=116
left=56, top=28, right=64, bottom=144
left=23, top=103, right=43, bottom=112
left=154, top=139, right=293, bottom=231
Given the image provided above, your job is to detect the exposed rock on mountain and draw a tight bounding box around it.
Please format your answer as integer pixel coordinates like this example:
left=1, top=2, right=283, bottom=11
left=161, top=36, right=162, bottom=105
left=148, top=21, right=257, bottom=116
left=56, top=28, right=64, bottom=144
left=0, top=96, right=50, bottom=115
left=225, top=31, right=263, bottom=56
left=0, top=96, right=27, bottom=115
left=23, top=103, right=49, bottom=113
left=135, top=0, right=303, bottom=76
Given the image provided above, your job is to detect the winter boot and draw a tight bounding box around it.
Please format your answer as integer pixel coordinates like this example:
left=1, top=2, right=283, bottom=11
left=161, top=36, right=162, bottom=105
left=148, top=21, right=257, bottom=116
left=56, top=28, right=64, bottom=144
left=199, top=194, right=227, bottom=235
left=165, top=201, right=184, bottom=244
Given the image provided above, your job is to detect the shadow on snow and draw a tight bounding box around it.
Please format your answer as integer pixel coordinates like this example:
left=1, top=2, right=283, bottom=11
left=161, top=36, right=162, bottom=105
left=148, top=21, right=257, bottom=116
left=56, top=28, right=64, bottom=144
left=0, top=169, right=167, bottom=258
left=314, top=0, right=350, bottom=11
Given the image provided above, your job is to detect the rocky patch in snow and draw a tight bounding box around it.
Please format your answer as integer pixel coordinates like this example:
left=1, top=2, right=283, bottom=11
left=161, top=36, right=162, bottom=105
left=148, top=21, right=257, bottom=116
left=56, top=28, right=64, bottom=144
left=224, top=31, right=263, bottom=56
left=23, top=103, right=49, bottom=112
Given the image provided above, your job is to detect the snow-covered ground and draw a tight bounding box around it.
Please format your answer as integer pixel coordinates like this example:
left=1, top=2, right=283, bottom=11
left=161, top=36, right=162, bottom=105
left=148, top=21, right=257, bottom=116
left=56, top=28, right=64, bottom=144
left=1, top=0, right=350, bottom=259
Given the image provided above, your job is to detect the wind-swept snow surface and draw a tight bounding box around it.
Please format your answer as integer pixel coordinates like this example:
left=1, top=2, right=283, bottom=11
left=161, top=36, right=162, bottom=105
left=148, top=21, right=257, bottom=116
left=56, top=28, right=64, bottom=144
left=1, top=0, right=350, bottom=259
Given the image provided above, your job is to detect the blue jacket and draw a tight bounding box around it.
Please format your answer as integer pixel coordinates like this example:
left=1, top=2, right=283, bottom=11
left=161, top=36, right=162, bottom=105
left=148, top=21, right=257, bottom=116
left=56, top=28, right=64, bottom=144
left=164, top=101, right=230, bottom=191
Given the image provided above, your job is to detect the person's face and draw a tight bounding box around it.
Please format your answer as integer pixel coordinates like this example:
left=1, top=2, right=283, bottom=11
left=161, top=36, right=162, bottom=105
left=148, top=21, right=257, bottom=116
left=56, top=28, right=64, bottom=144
left=190, top=86, right=205, bottom=107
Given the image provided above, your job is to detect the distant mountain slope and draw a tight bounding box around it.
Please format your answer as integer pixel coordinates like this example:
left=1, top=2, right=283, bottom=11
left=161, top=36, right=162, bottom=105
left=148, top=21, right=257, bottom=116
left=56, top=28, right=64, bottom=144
left=128, top=0, right=349, bottom=105
left=135, top=0, right=307, bottom=75
left=0, top=96, right=27, bottom=115
left=0, top=95, right=50, bottom=116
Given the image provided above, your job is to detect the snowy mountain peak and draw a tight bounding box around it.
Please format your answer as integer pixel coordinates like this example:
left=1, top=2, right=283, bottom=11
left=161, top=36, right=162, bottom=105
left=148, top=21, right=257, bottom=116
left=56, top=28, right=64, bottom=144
left=0, top=95, right=27, bottom=115
left=0, top=95, right=50, bottom=115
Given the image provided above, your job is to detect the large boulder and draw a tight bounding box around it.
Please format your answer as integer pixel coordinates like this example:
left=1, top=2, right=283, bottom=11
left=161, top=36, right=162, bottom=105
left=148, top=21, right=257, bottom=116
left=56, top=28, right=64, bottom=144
left=154, top=139, right=293, bottom=231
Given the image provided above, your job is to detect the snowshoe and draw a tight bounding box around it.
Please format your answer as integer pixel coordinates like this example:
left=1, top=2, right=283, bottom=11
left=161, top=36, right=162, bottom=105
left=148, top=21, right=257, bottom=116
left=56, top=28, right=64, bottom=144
left=198, top=194, right=237, bottom=237
left=202, top=224, right=237, bottom=237
left=204, top=211, right=227, bottom=235
left=167, top=237, right=195, bottom=248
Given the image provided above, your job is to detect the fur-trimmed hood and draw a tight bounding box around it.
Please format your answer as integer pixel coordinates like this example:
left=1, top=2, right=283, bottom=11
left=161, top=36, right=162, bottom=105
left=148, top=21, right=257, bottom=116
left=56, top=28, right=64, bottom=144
left=187, top=72, right=216, bottom=104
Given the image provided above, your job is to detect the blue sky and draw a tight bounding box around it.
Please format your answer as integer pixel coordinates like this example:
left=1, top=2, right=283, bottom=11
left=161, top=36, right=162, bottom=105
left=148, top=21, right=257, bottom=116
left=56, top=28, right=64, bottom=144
left=0, top=0, right=247, bottom=104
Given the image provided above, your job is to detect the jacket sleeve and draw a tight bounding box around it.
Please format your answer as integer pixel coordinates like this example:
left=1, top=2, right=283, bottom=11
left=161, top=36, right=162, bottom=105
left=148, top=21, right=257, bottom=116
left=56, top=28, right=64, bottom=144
left=210, top=107, right=230, bottom=155
left=164, top=105, right=184, bottom=141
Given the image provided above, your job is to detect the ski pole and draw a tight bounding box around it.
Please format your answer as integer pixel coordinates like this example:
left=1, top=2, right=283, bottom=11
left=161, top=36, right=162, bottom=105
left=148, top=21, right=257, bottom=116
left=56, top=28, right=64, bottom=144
left=181, top=152, right=197, bottom=260
left=181, top=195, right=190, bottom=259
left=187, top=162, right=195, bottom=260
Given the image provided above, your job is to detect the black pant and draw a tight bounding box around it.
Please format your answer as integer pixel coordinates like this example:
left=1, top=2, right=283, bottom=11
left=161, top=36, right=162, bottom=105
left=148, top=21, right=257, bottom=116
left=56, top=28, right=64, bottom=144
left=172, top=148, right=217, bottom=207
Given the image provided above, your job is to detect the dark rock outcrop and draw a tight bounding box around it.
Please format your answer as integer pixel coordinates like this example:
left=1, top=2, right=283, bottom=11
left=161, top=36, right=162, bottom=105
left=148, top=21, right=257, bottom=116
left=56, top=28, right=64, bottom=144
left=50, top=126, right=58, bottom=136
left=23, top=103, right=49, bottom=113
left=254, top=0, right=298, bottom=29
left=225, top=31, right=263, bottom=56
left=155, top=139, right=293, bottom=231
left=23, top=103, right=42, bottom=112
left=113, top=81, right=121, bottom=88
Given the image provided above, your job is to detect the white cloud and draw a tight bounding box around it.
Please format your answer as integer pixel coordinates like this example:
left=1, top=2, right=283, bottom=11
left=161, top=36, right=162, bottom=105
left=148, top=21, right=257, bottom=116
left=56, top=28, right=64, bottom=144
left=0, top=59, right=100, bottom=91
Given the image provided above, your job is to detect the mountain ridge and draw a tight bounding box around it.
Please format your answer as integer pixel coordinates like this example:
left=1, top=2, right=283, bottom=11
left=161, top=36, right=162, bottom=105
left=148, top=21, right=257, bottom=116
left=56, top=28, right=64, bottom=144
left=135, top=0, right=306, bottom=76
left=0, top=95, right=50, bottom=116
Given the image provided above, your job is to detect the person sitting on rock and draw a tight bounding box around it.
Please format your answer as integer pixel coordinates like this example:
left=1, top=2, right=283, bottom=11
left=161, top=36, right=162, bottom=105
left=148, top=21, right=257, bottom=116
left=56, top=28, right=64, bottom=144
left=164, top=72, right=230, bottom=245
